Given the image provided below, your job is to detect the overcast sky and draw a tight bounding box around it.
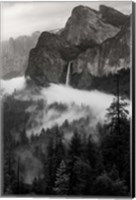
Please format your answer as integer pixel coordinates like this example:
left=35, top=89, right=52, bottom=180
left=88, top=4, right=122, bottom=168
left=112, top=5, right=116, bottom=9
left=1, top=1, right=132, bottom=41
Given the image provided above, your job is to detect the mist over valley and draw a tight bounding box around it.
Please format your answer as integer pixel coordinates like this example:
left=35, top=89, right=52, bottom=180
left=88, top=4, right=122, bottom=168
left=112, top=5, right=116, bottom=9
left=1, top=2, right=132, bottom=196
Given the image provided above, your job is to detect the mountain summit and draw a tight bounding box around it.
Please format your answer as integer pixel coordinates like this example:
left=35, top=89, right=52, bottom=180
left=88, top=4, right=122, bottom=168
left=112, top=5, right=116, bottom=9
left=99, top=5, right=130, bottom=27
left=60, top=5, right=119, bottom=46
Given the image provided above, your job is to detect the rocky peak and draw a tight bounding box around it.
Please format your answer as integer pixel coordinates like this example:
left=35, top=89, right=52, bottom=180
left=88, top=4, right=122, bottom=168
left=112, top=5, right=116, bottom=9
left=99, top=19, right=131, bottom=70
left=36, top=31, right=68, bottom=50
left=61, top=5, right=119, bottom=46
left=99, top=5, right=130, bottom=28
left=25, top=4, right=131, bottom=94
left=71, top=5, right=98, bottom=19
left=25, top=32, right=68, bottom=86
left=35, top=31, right=81, bottom=61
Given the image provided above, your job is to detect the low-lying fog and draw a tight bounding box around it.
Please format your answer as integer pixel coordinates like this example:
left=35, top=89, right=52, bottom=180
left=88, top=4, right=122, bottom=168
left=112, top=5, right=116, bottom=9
left=1, top=76, right=116, bottom=136
left=1, top=76, right=130, bottom=184
left=1, top=77, right=26, bottom=94
left=1, top=76, right=131, bottom=136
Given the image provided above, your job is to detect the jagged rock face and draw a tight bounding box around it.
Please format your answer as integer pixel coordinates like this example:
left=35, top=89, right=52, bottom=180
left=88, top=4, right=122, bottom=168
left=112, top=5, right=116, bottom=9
left=25, top=5, right=131, bottom=96
left=26, top=32, right=67, bottom=86
left=99, top=5, right=130, bottom=28
left=71, top=20, right=130, bottom=80
left=60, top=5, right=119, bottom=46
left=98, top=20, right=131, bottom=72
left=25, top=31, right=82, bottom=86
left=1, top=31, right=40, bottom=79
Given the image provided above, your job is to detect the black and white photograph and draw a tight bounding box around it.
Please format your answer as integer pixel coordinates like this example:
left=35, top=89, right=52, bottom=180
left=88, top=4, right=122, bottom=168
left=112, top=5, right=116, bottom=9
left=0, top=1, right=135, bottom=197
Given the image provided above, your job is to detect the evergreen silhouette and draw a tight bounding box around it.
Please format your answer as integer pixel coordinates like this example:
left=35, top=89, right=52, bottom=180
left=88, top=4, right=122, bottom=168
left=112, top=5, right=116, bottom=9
left=54, top=160, right=70, bottom=195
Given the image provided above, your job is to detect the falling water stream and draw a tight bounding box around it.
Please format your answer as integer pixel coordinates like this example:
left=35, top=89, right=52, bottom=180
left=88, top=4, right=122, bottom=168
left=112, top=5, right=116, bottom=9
left=66, top=61, right=71, bottom=86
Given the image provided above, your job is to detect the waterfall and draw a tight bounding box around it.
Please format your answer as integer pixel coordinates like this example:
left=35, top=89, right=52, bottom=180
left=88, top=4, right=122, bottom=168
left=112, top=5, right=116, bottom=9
left=66, top=62, right=71, bottom=86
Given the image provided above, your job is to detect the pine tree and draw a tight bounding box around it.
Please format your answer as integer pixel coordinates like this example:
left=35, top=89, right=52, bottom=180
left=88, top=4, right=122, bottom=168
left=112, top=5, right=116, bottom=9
left=53, top=160, right=69, bottom=195
left=44, top=138, right=55, bottom=194
left=71, top=158, right=92, bottom=195
left=106, top=97, right=129, bottom=134
left=4, top=151, right=13, bottom=194
left=87, top=135, right=103, bottom=176
left=92, top=172, right=113, bottom=195
left=69, top=131, right=82, bottom=159
left=44, top=132, right=65, bottom=194
left=92, top=172, right=128, bottom=196
left=102, top=97, right=130, bottom=192
left=4, top=150, right=18, bottom=194
left=68, top=131, right=83, bottom=194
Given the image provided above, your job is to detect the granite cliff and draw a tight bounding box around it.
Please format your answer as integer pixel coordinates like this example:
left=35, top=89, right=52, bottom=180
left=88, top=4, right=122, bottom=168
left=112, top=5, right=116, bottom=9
left=22, top=5, right=131, bottom=96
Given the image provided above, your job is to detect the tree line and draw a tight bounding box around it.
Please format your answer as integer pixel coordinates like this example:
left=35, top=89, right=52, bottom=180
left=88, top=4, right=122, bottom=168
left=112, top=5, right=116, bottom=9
left=2, top=93, right=130, bottom=196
